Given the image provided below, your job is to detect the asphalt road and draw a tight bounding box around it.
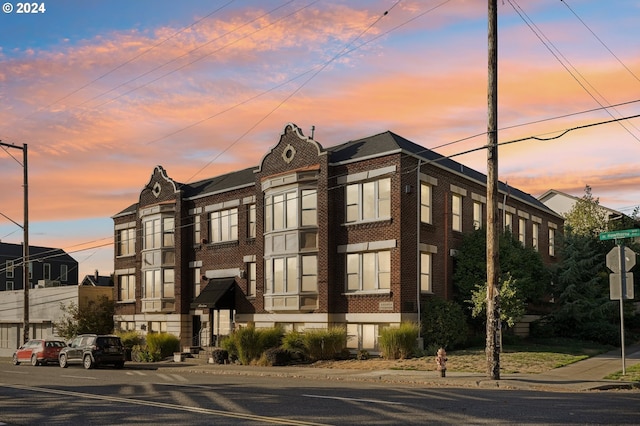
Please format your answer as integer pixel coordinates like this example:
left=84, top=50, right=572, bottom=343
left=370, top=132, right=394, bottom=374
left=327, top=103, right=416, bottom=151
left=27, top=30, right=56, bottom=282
left=1, top=362, right=639, bottom=425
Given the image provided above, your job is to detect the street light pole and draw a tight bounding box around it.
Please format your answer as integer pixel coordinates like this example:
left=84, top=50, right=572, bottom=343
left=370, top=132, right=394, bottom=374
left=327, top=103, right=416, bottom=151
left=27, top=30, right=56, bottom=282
left=22, top=143, right=29, bottom=344
left=0, top=141, right=29, bottom=343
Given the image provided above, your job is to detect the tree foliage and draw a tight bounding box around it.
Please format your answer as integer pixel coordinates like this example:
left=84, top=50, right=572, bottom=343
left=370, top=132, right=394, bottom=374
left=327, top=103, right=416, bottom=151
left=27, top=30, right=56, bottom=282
left=470, top=273, right=526, bottom=328
left=54, top=295, right=115, bottom=340
left=453, top=228, right=550, bottom=308
left=563, top=185, right=608, bottom=237
left=421, top=297, right=468, bottom=349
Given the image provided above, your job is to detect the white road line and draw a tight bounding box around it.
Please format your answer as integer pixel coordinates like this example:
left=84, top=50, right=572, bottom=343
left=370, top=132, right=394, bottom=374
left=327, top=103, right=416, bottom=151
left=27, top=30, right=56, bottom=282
left=302, top=394, right=404, bottom=405
left=60, top=375, right=97, bottom=380
left=0, top=383, right=328, bottom=426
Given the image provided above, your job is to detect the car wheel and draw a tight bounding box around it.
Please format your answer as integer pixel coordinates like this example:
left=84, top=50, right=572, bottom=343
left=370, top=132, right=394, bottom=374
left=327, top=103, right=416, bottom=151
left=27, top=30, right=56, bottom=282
left=59, top=354, right=68, bottom=368
left=12, top=354, right=20, bottom=366
left=83, top=355, right=94, bottom=369
left=31, top=354, right=39, bottom=366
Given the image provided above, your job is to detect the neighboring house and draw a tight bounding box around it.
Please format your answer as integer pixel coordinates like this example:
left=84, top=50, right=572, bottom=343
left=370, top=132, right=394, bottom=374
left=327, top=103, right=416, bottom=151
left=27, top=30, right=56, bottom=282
left=0, top=285, right=114, bottom=356
left=112, top=123, right=563, bottom=351
left=81, top=270, right=113, bottom=287
left=0, top=242, right=79, bottom=291
left=538, top=189, right=624, bottom=220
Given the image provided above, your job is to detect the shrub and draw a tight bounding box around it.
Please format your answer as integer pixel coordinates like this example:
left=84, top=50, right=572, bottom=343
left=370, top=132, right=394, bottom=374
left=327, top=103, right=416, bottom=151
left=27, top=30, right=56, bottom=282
left=421, top=297, right=469, bottom=349
left=259, top=347, right=291, bottom=366
left=281, top=330, right=307, bottom=361
left=220, top=335, right=238, bottom=363
left=210, top=348, right=228, bottom=364
left=115, top=330, right=144, bottom=349
left=357, top=349, right=370, bottom=360
left=146, top=332, right=180, bottom=359
left=378, top=322, right=419, bottom=360
left=131, top=344, right=160, bottom=362
left=302, top=327, right=347, bottom=361
left=224, top=325, right=283, bottom=365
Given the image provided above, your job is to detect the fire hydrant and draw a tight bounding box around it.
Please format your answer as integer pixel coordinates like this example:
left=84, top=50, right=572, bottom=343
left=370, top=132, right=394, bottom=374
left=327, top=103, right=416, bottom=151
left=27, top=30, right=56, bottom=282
left=435, top=347, right=448, bottom=377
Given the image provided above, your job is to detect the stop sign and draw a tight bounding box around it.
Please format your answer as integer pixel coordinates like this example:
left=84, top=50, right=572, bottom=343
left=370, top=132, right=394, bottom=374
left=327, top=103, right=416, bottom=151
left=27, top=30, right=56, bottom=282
left=606, top=246, right=636, bottom=273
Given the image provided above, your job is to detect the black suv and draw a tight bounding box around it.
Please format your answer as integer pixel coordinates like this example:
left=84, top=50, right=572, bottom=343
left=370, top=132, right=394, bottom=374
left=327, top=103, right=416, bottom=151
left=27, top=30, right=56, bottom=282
left=59, top=334, right=125, bottom=369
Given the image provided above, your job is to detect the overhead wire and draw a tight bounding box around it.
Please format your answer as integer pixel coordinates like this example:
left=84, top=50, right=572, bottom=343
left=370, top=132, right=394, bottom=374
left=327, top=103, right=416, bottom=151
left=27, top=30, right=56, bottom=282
left=507, top=0, right=640, bottom=143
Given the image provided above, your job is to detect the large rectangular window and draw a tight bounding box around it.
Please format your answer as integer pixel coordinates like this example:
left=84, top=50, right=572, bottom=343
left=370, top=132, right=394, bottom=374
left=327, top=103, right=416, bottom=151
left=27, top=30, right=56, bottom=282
left=143, top=269, right=161, bottom=298
left=118, top=274, right=135, bottom=301
left=247, top=204, right=256, bottom=238
left=117, top=228, right=136, bottom=256
left=532, top=223, right=539, bottom=251
left=346, top=250, right=390, bottom=292
left=193, top=267, right=201, bottom=299
left=346, top=178, right=391, bottom=223
left=43, top=264, right=51, bottom=280
left=144, top=218, right=161, bottom=249
left=504, top=212, right=513, bottom=231
left=247, top=262, right=256, bottom=297
left=194, top=215, right=201, bottom=243
left=473, top=201, right=483, bottom=230
left=518, top=218, right=526, bottom=245
left=210, top=208, right=238, bottom=243
left=420, top=252, right=432, bottom=293
left=549, top=228, right=556, bottom=257
left=266, top=256, right=297, bottom=294
left=420, top=182, right=432, bottom=224
left=60, top=265, right=68, bottom=282
left=265, top=189, right=316, bottom=231
left=452, top=194, right=462, bottom=232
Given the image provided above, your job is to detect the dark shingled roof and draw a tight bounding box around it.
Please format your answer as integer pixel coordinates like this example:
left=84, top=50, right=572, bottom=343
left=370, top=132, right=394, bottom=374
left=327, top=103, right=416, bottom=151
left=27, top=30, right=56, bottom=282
left=113, top=130, right=559, bottom=218
left=327, top=131, right=558, bottom=217
left=0, top=242, right=77, bottom=264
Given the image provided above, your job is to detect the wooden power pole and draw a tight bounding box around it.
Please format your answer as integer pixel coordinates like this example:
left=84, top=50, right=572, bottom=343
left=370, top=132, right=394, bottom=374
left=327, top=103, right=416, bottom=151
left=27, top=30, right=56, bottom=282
left=486, top=0, right=500, bottom=380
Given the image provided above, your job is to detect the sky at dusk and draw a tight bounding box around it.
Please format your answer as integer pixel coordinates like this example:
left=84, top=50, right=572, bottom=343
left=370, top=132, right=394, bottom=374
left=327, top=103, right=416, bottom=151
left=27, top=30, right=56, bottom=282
left=1, top=0, right=639, bottom=279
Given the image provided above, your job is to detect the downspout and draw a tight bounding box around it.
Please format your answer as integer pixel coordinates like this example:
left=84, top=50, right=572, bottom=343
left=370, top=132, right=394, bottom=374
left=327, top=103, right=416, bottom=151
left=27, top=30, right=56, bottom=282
left=416, top=159, right=422, bottom=340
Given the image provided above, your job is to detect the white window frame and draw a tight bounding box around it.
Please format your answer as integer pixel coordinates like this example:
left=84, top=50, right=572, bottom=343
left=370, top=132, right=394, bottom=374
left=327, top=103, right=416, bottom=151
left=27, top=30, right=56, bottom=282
left=420, top=182, right=432, bottom=224
left=452, top=194, right=462, bottom=232
left=248, top=204, right=256, bottom=238
left=549, top=228, right=556, bottom=257
left=117, top=228, right=136, bottom=256
left=532, top=222, right=539, bottom=251
left=118, top=274, right=135, bottom=301
left=346, top=250, right=391, bottom=293
left=473, top=201, right=483, bottom=230
left=420, top=252, right=432, bottom=293
left=194, top=215, right=201, bottom=243
left=345, top=178, right=391, bottom=223
left=247, top=262, right=256, bottom=297
left=210, top=208, right=238, bottom=243
left=193, top=267, right=201, bottom=299
left=518, top=217, right=526, bottom=245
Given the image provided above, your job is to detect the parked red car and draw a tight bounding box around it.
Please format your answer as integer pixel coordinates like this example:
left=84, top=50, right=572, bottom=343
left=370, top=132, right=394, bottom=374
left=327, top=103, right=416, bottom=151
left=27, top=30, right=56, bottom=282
left=13, top=339, right=67, bottom=366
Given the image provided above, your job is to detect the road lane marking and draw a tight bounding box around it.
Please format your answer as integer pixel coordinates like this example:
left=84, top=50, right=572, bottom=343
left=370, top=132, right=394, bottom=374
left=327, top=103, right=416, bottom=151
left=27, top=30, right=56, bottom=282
left=302, top=394, right=404, bottom=405
left=0, top=383, right=329, bottom=426
left=60, top=375, right=96, bottom=380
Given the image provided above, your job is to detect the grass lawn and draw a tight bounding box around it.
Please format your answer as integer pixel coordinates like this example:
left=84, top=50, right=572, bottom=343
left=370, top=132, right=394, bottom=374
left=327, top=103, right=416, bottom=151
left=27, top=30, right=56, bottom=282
left=447, top=338, right=612, bottom=374
left=605, top=362, right=640, bottom=382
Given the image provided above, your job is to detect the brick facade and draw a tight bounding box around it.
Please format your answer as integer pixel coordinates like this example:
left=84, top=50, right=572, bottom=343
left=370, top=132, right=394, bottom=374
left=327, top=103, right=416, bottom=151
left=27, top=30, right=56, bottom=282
left=113, top=123, right=563, bottom=350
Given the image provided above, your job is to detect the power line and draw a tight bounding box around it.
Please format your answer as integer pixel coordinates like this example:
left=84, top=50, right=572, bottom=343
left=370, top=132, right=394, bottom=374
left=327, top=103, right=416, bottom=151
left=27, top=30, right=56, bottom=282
left=507, top=0, right=640, bottom=143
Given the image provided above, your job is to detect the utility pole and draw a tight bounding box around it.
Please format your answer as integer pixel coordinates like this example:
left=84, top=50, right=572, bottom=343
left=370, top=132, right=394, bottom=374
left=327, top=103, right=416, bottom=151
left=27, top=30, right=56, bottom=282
left=0, top=141, right=29, bottom=343
left=486, top=0, right=500, bottom=380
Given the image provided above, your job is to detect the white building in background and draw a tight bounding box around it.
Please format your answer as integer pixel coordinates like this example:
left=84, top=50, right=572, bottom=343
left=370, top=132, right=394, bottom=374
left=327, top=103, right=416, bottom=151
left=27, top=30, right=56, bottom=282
left=0, top=285, right=113, bottom=357
left=538, top=189, right=624, bottom=220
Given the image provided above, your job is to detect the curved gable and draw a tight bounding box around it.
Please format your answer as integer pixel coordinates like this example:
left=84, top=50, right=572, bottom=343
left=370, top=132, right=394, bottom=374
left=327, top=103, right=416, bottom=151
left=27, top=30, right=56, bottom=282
left=256, top=123, right=325, bottom=174
left=139, top=165, right=180, bottom=207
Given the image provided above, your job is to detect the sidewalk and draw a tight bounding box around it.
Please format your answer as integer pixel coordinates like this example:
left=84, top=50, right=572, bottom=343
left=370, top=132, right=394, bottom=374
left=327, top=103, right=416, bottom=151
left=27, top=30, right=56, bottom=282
left=156, top=344, right=640, bottom=392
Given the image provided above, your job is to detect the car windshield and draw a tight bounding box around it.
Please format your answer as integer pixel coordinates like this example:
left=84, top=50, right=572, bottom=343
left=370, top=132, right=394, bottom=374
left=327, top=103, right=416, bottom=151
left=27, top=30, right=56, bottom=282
left=97, top=337, right=121, bottom=346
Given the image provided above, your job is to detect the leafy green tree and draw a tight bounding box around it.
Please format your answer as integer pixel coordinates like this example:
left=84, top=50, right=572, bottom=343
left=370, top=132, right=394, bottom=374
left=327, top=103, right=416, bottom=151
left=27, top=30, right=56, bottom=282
left=563, top=185, right=608, bottom=237
left=54, top=295, right=115, bottom=340
left=453, top=228, right=550, bottom=308
left=470, top=273, right=526, bottom=328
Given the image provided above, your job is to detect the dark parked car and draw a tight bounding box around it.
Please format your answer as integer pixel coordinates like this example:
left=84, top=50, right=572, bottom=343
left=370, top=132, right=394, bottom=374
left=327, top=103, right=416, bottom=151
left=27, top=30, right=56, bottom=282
left=59, top=334, right=125, bottom=369
left=13, top=339, right=67, bottom=366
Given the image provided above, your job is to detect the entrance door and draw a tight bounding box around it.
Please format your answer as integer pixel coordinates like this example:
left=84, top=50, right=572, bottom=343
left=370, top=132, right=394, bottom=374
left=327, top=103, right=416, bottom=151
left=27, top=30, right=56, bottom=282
left=192, top=316, right=202, bottom=347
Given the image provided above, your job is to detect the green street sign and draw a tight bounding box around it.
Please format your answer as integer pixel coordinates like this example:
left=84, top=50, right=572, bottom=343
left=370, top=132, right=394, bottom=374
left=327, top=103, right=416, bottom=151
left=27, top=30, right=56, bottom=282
left=599, top=228, right=640, bottom=241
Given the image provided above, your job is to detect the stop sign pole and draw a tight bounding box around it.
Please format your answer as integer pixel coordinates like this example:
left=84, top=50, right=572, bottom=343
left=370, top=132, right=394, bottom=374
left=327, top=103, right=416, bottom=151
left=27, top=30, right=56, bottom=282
left=601, top=228, right=639, bottom=376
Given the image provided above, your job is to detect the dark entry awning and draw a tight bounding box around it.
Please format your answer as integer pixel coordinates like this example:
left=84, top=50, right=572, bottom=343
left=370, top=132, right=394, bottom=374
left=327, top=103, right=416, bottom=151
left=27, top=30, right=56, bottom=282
left=191, top=277, right=236, bottom=310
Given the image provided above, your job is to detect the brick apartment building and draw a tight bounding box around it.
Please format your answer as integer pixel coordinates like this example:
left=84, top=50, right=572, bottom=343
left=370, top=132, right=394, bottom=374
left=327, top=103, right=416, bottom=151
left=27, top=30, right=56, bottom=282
left=112, top=123, right=563, bottom=351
